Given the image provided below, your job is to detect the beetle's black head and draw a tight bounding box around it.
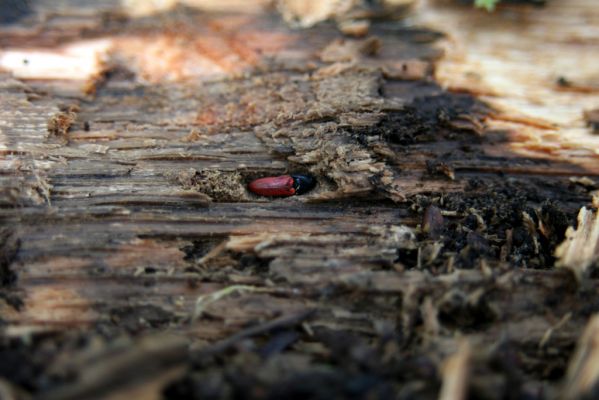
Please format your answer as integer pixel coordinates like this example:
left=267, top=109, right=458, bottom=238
left=291, top=174, right=316, bottom=195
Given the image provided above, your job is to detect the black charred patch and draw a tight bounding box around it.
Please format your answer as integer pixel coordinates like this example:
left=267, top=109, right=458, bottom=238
left=357, top=93, right=489, bottom=145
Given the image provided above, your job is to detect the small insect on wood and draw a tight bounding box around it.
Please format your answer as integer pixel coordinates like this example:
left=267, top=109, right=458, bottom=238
left=248, top=175, right=316, bottom=197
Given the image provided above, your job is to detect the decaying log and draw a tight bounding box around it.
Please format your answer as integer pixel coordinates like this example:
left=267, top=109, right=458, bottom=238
left=0, top=0, right=598, bottom=398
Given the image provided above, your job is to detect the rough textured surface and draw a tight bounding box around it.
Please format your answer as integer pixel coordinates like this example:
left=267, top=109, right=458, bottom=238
left=0, top=0, right=598, bottom=399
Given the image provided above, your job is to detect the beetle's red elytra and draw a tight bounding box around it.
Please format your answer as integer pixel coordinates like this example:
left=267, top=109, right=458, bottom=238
left=249, top=175, right=296, bottom=197
left=248, top=174, right=316, bottom=197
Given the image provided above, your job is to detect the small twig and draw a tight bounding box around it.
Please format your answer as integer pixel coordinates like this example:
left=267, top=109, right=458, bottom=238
left=197, top=240, right=227, bottom=265
left=539, top=312, right=572, bottom=350
left=192, top=309, right=315, bottom=360
left=193, top=285, right=275, bottom=319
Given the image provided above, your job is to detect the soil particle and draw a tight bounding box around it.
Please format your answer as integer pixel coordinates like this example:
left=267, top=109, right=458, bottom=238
left=107, top=305, right=176, bottom=335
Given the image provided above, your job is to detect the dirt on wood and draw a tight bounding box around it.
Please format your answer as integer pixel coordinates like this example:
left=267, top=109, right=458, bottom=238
left=0, top=0, right=598, bottom=399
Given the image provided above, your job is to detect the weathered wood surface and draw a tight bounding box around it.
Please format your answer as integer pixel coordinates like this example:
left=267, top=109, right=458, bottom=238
left=416, top=0, right=599, bottom=170
left=0, top=0, right=599, bottom=398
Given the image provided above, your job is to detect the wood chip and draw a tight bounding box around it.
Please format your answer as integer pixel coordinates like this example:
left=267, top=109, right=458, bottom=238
left=320, top=37, right=382, bottom=63
left=277, top=0, right=357, bottom=28
left=555, top=207, right=599, bottom=282
left=439, top=339, right=472, bottom=400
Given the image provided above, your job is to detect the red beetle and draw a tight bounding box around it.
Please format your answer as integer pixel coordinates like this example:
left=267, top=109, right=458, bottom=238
left=248, top=174, right=316, bottom=197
